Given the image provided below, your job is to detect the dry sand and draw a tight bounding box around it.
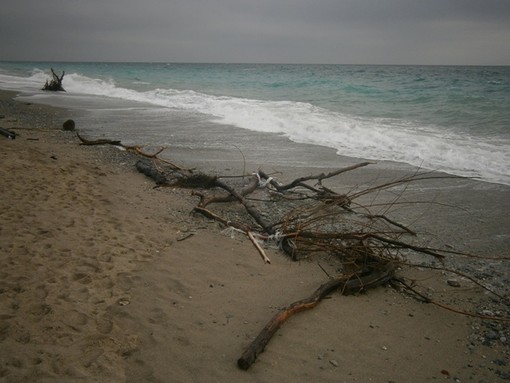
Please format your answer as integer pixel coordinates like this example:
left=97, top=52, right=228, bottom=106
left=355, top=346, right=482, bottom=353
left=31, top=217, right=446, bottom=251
left=1, top=90, right=509, bottom=382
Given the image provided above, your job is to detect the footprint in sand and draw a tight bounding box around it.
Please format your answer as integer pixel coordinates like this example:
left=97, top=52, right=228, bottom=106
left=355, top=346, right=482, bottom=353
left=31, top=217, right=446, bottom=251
left=63, top=310, right=88, bottom=332
left=72, top=272, right=92, bottom=285
left=0, top=321, right=10, bottom=342
left=27, top=303, right=52, bottom=322
left=35, top=284, right=48, bottom=300
left=95, top=315, right=113, bottom=334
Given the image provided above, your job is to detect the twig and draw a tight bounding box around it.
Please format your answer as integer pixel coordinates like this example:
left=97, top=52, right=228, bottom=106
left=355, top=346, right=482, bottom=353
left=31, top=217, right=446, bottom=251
left=392, top=278, right=510, bottom=322
left=247, top=231, right=271, bottom=264
left=399, top=262, right=509, bottom=302
left=176, top=233, right=194, bottom=242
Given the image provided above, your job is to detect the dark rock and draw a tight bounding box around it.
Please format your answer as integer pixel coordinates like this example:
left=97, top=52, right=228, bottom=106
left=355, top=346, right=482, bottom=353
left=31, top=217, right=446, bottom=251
left=447, top=279, right=461, bottom=287
left=485, top=331, right=499, bottom=341
left=493, top=359, right=507, bottom=366
left=62, top=119, right=75, bottom=131
left=496, top=370, right=510, bottom=380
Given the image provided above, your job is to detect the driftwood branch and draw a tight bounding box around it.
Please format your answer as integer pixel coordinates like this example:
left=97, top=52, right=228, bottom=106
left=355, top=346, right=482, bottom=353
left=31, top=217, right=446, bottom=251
left=76, top=132, right=187, bottom=171
left=247, top=231, right=271, bottom=264
left=76, top=132, right=122, bottom=146
left=214, top=178, right=276, bottom=235
left=237, top=262, right=395, bottom=370
left=258, top=162, right=371, bottom=192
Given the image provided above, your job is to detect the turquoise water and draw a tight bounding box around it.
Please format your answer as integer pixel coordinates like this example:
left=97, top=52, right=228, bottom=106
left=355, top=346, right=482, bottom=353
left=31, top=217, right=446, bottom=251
left=1, top=62, right=509, bottom=184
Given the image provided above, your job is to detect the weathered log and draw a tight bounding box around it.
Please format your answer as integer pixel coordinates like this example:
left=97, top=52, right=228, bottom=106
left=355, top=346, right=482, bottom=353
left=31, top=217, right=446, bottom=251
left=237, top=263, right=395, bottom=370
left=136, top=159, right=169, bottom=185
left=196, top=175, right=259, bottom=207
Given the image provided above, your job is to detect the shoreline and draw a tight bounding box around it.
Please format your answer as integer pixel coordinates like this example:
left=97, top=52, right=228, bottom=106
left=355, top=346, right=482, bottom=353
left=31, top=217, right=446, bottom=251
left=12, top=88, right=510, bottom=187
left=1, top=89, right=509, bottom=382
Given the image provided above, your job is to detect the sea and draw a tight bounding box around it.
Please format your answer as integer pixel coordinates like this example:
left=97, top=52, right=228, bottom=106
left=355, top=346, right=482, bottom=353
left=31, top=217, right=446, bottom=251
left=0, top=62, right=509, bottom=185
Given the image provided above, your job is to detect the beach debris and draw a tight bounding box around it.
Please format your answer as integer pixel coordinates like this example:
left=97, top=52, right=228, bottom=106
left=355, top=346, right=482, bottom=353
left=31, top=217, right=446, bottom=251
left=136, top=159, right=169, bottom=185
left=76, top=132, right=187, bottom=171
left=42, top=68, right=66, bottom=92
left=176, top=232, right=195, bottom=242
left=75, top=133, right=510, bottom=370
left=0, top=126, right=17, bottom=139
left=237, top=261, right=394, bottom=370
left=76, top=132, right=122, bottom=147
left=247, top=231, right=271, bottom=264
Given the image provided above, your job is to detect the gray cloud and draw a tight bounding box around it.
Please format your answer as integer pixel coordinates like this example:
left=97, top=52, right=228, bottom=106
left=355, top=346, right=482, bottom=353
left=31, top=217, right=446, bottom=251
left=1, top=0, right=509, bottom=64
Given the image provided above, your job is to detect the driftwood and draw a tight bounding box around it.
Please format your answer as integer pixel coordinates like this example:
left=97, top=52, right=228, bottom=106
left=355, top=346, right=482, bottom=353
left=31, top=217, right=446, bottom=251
left=258, top=162, right=372, bottom=193
left=42, top=68, right=66, bottom=91
left=136, top=160, right=169, bottom=185
left=238, top=261, right=395, bottom=370
left=247, top=231, right=271, bottom=264
left=75, top=134, right=510, bottom=370
left=0, top=127, right=16, bottom=139
left=77, top=133, right=122, bottom=146
left=76, top=132, right=187, bottom=171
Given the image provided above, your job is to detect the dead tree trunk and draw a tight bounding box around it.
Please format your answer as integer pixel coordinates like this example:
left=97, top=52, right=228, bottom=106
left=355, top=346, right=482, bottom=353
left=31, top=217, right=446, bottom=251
left=42, top=68, right=66, bottom=91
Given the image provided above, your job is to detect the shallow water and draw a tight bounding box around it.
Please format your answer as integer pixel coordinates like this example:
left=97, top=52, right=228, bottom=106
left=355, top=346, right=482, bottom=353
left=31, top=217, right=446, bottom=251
left=1, top=62, right=509, bottom=184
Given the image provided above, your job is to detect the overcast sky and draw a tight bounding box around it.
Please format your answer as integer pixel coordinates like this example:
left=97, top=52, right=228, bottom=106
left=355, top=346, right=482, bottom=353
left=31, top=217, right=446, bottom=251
left=1, top=0, right=509, bottom=65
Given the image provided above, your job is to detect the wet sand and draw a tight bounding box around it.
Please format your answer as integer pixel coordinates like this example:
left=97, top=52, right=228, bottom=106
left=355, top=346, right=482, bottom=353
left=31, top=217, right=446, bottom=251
left=1, top=90, right=509, bottom=382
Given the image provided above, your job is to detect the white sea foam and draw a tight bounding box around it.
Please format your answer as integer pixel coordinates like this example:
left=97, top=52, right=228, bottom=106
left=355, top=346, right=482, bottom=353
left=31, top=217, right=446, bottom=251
left=2, top=70, right=509, bottom=185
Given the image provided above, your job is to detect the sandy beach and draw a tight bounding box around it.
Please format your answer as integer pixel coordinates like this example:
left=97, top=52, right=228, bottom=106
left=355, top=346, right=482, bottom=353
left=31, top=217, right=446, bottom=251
left=1, top=89, right=509, bottom=382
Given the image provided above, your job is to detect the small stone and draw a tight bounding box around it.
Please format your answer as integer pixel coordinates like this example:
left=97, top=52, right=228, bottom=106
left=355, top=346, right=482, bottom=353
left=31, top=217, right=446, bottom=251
left=447, top=279, right=461, bottom=287
left=493, top=359, right=507, bottom=366
left=381, top=345, right=388, bottom=351
left=481, top=309, right=494, bottom=317
left=118, top=298, right=130, bottom=306
left=329, top=360, right=339, bottom=367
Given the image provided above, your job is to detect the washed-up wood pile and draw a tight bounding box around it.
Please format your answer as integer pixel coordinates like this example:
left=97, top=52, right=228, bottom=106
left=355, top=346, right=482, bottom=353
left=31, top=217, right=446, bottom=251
left=76, top=133, right=510, bottom=369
